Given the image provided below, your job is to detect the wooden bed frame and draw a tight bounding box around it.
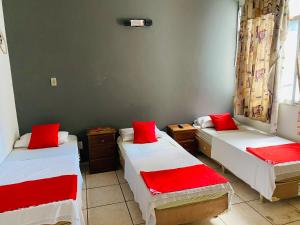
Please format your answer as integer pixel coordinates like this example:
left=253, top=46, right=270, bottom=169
left=118, top=152, right=229, bottom=225
left=155, top=194, right=228, bottom=225
left=195, top=135, right=300, bottom=202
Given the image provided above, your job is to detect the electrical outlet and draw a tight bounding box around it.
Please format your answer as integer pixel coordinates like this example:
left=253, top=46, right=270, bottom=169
left=50, top=77, right=57, bottom=87
left=78, top=141, right=83, bottom=150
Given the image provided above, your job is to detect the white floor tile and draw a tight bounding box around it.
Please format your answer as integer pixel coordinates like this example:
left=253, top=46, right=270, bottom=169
left=288, top=197, right=300, bottom=209
left=197, top=154, right=220, bottom=169
left=82, top=209, right=87, bottom=225
left=82, top=189, right=87, bottom=209
left=283, top=220, right=300, bottom=225
left=116, top=169, right=127, bottom=184
left=87, top=185, right=124, bottom=208
left=215, top=168, right=240, bottom=183
left=121, top=183, right=134, bottom=201
left=231, top=194, right=244, bottom=205
left=184, top=217, right=226, bottom=225
left=127, top=201, right=145, bottom=225
left=230, top=181, right=260, bottom=201
left=88, top=203, right=133, bottom=225
left=86, top=171, right=118, bottom=188
left=220, top=203, right=271, bottom=225
left=248, top=200, right=300, bottom=225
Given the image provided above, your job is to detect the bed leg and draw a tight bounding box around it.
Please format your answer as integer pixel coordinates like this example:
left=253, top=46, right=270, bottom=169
left=259, top=194, right=264, bottom=203
left=221, top=165, right=226, bottom=174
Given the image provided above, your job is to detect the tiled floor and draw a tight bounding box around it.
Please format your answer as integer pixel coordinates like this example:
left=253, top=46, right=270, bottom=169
left=80, top=164, right=141, bottom=225
left=79, top=154, right=300, bottom=225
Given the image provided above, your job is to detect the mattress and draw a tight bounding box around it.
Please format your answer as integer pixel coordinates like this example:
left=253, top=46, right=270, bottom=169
left=0, top=135, right=84, bottom=225
left=194, top=124, right=300, bottom=200
left=194, top=124, right=261, bottom=144
left=210, top=129, right=300, bottom=200
left=7, top=135, right=79, bottom=161
left=117, top=132, right=233, bottom=225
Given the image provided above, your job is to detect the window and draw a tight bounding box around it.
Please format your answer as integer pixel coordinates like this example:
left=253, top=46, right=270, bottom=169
left=278, top=0, right=300, bottom=104
left=290, top=0, right=300, bottom=19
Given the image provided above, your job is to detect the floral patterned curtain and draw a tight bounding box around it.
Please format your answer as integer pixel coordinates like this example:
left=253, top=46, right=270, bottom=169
left=234, top=0, right=289, bottom=132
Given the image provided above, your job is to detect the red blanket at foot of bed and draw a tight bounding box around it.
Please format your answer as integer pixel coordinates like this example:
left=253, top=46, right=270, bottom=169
left=140, top=164, right=228, bottom=195
left=247, top=143, right=300, bottom=165
left=0, top=175, right=77, bottom=213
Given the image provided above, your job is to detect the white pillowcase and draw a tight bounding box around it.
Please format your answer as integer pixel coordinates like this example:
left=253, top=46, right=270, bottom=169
left=58, top=131, right=69, bottom=144
left=194, top=116, right=214, bottom=128
left=119, top=126, right=163, bottom=142
left=194, top=116, right=241, bottom=129
left=14, top=131, right=69, bottom=149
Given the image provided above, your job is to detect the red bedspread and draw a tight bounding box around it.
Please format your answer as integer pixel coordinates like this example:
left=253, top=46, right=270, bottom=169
left=140, top=164, right=228, bottom=195
left=0, top=175, right=77, bottom=213
left=247, top=143, right=300, bottom=165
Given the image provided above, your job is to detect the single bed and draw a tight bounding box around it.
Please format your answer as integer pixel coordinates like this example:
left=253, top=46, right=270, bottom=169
left=0, top=135, right=84, bottom=225
left=117, top=131, right=233, bottom=225
left=194, top=124, right=300, bottom=201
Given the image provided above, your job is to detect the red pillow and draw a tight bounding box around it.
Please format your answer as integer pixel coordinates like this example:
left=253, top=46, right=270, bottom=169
left=28, top=123, right=60, bottom=149
left=209, top=113, right=238, bottom=131
left=132, top=121, right=158, bottom=144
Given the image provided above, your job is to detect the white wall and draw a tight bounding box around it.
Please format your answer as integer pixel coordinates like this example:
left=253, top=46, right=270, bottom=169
left=234, top=115, right=271, bottom=133
left=235, top=104, right=300, bottom=142
left=277, top=104, right=300, bottom=142
left=0, top=0, right=19, bottom=163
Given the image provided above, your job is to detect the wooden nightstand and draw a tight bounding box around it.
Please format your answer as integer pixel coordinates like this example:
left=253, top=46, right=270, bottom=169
left=87, top=127, right=117, bottom=173
left=167, top=124, right=197, bottom=155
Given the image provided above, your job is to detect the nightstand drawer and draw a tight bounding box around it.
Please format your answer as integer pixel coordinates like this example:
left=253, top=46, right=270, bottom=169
left=88, top=134, right=115, bottom=145
left=173, top=131, right=195, bottom=141
left=89, top=144, right=116, bottom=158
left=179, top=140, right=197, bottom=155
left=87, top=127, right=117, bottom=173
left=89, top=157, right=116, bottom=173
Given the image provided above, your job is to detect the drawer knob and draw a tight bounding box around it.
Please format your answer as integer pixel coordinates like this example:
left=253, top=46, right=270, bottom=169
left=101, top=140, right=105, bottom=143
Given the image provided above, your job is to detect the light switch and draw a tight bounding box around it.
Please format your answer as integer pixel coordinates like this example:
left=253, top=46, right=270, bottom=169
left=50, top=77, right=57, bottom=87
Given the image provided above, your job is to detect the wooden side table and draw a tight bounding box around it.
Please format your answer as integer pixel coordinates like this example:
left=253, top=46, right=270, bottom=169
left=87, top=127, right=117, bottom=173
left=167, top=124, right=197, bottom=155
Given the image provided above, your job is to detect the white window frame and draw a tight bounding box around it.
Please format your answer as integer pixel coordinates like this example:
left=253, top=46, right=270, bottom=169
left=288, top=17, right=300, bottom=104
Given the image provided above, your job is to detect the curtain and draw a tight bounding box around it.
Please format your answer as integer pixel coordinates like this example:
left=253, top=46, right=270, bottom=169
left=234, top=0, right=289, bottom=133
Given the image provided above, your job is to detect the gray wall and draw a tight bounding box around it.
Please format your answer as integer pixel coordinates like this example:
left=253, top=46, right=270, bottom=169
left=3, top=0, right=237, bottom=136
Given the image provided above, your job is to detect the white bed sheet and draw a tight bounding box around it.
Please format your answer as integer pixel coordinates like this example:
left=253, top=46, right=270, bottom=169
left=194, top=124, right=261, bottom=144
left=7, top=135, right=79, bottom=161
left=117, top=132, right=233, bottom=225
left=0, top=135, right=84, bottom=225
left=210, top=129, right=300, bottom=200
